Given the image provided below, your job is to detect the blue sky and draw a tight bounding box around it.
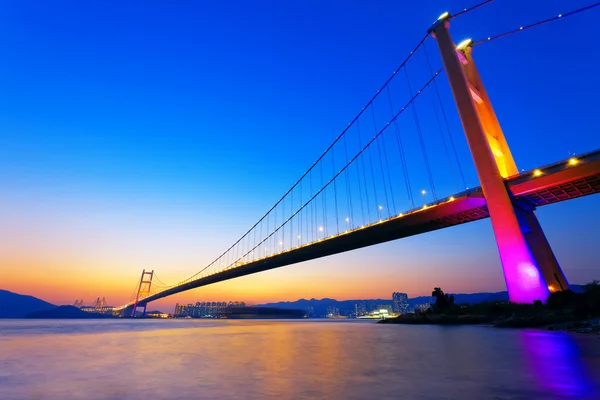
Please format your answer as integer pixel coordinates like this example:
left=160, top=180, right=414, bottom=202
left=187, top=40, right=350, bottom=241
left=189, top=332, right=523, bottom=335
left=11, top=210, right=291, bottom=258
left=0, top=0, right=598, bottom=307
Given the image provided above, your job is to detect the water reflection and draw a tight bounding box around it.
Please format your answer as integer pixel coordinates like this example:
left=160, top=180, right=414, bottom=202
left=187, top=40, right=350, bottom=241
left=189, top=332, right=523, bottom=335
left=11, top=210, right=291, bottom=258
left=1, top=320, right=600, bottom=400
left=520, top=330, right=599, bottom=398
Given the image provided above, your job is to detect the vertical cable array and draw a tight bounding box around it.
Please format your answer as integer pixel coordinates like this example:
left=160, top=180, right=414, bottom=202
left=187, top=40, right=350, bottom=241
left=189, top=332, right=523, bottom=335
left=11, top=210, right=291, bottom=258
left=120, top=27, right=496, bottom=306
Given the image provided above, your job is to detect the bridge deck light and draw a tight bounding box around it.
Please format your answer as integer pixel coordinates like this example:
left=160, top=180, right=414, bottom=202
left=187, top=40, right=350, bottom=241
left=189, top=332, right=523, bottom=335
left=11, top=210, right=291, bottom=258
left=568, top=157, right=578, bottom=166
left=449, top=196, right=455, bottom=201
left=533, top=169, right=542, bottom=177
left=437, top=11, right=449, bottom=20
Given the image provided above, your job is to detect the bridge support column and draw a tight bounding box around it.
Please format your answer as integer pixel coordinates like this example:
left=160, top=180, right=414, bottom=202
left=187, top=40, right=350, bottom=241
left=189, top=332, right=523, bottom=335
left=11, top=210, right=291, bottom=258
left=429, top=16, right=568, bottom=302
left=131, top=269, right=154, bottom=317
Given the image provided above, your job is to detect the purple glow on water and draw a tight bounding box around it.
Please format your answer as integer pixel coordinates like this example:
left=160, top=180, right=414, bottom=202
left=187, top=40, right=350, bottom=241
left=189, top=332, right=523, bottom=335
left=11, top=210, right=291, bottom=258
left=520, top=330, right=599, bottom=398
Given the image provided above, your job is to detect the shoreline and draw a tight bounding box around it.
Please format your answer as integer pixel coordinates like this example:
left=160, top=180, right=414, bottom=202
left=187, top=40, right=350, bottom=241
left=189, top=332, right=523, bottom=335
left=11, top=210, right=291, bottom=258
left=379, top=314, right=600, bottom=334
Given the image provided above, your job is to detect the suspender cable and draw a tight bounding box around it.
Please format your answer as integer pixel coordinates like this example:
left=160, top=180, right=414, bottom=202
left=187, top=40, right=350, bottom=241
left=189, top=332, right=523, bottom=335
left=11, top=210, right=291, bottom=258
left=178, top=35, right=432, bottom=284
left=299, top=180, right=303, bottom=246
left=321, top=161, right=327, bottom=236
left=371, top=107, right=390, bottom=219
left=332, top=151, right=340, bottom=234
left=234, top=70, right=442, bottom=268
left=386, top=85, right=414, bottom=211
left=404, top=66, right=437, bottom=200
left=423, top=42, right=467, bottom=190
left=366, top=131, right=380, bottom=222
left=381, top=129, right=397, bottom=217
left=309, top=170, right=314, bottom=243
left=343, top=135, right=354, bottom=229
left=356, top=120, right=372, bottom=224
left=422, top=43, right=460, bottom=193
left=375, top=106, right=397, bottom=217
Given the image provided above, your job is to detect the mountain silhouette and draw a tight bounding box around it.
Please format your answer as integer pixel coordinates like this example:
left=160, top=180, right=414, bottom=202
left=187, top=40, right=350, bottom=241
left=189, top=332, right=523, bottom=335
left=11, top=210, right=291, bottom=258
left=0, top=289, right=56, bottom=318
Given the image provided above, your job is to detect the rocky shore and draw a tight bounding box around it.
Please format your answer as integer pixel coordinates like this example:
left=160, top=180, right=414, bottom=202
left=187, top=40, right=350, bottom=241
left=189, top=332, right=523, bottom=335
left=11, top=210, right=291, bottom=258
left=382, top=283, right=600, bottom=334
left=379, top=313, right=600, bottom=334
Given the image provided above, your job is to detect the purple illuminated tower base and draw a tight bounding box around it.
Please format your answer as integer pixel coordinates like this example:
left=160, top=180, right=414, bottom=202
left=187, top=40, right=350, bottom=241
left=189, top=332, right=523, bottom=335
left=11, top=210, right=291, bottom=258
left=429, top=15, right=569, bottom=302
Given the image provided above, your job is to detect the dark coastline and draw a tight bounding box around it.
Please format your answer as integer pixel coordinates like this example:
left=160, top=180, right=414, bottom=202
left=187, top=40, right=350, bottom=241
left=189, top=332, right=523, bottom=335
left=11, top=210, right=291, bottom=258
left=379, top=313, right=600, bottom=333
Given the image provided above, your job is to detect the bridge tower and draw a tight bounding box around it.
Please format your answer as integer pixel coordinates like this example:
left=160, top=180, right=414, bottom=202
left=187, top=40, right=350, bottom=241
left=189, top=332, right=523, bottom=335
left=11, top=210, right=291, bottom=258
left=428, top=14, right=569, bottom=303
left=131, top=269, right=154, bottom=317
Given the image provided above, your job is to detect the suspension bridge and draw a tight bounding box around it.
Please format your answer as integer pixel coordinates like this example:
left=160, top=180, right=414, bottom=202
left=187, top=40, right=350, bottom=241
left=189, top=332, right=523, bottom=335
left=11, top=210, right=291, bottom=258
left=114, top=2, right=600, bottom=316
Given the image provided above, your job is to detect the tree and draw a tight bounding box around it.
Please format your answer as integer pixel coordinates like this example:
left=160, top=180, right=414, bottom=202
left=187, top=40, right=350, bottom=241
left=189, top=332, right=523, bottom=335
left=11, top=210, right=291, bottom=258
left=431, top=287, right=455, bottom=313
left=583, top=280, right=599, bottom=293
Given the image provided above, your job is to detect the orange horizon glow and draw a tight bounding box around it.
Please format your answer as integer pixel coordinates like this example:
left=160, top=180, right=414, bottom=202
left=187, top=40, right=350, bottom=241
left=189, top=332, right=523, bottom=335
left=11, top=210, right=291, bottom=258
left=0, top=241, right=507, bottom=312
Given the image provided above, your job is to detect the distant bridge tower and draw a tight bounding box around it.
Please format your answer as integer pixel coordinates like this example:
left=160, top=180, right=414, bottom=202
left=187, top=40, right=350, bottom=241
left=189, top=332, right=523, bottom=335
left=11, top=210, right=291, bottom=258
left=429, top=14, right=569, bottom=303
left=94, top=297, right=106, bottom=313
left=93, top=297, right=102, bottom=312
left=131, top=269, right=154, bottom=317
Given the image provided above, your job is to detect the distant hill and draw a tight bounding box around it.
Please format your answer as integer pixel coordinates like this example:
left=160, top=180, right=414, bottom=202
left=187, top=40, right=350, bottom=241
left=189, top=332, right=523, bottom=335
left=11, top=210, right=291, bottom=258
left=0, top=290, right=56, bottom=318
left=257, top=286, right=587, bottom=317
left=26, top=305, right=109, bottom=319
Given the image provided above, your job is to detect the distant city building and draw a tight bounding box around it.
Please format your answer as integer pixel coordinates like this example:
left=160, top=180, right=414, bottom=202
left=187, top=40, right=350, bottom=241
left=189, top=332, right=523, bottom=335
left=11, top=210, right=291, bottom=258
left=326, top=306, right=340, bottom=317
left=377, top=304, right=393, bottom=314
left=306, top=305, right=315, bottom=318
left=354, top=302, right=367, bottom=317
left=414, top=303, right=431, bottom=313
left=392, top=292, right=409, bottom=315
left=146, top=311, right=170, bottom=318
left=174, top=301, right=246, bottom=318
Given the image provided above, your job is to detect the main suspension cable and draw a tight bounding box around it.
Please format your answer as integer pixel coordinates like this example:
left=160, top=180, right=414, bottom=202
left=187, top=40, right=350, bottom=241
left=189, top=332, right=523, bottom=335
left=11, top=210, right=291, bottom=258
left=473, top=2, right=600, bottom=46
left=450, top=0, right=495, bottom=20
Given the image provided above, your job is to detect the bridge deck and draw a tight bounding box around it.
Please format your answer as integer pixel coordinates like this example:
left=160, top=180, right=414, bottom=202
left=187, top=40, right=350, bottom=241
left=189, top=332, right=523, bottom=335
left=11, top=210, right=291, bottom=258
left=119, top=150, right=600, bottom=309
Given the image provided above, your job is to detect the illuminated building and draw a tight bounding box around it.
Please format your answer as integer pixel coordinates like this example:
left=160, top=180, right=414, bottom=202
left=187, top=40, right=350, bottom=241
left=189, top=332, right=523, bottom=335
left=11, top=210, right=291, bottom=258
left=174, top=301, right=246, bottom=318
left=414, top=303, right=431, bottom=313
left=354, top=302, right=367, bottom=317
left=392, top=292, right=409, bottom=315
left=326, top=306, right=340, bottom=318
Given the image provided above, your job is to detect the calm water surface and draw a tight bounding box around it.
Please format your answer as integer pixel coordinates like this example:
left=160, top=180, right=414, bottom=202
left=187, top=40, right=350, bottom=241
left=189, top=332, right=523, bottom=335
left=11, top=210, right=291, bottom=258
left=1, top=319, right=599, bottom=399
